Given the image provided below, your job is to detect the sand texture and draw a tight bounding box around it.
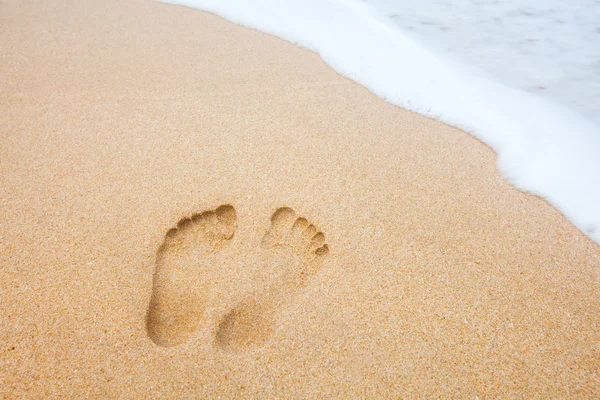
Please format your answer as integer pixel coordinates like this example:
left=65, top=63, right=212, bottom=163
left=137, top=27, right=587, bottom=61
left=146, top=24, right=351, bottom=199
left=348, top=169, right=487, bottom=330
left=1, top=0, right=599, bottom=397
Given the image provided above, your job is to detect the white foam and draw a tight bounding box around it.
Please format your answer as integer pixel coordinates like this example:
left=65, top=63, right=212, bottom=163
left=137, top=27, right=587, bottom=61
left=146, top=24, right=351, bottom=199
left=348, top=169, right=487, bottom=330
left=366, top=0, right=600, bottom=128
left=158, top=0, right=600, bottom=243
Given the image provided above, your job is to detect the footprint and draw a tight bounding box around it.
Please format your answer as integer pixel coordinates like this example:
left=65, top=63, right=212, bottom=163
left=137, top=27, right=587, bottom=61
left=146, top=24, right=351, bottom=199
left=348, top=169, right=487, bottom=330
left=146, top=204, right=237, bottom=347
left=214, top=207, right=329, bottom=351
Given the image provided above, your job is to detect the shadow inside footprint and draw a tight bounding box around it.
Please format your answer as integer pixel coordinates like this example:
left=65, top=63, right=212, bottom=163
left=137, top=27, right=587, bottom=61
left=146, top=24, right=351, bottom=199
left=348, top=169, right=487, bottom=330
left=215, top=207, right=329, bottom=352
left=146, top=204, right=237, bottom=348
left=215, top=299, right=275, bottom=350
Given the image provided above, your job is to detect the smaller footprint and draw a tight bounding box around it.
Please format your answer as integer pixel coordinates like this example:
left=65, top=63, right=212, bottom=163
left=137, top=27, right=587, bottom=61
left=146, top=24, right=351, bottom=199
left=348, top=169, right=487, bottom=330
left=215, top=207, right=329, bottom=351
left=146, top=205, right=237, bottom=347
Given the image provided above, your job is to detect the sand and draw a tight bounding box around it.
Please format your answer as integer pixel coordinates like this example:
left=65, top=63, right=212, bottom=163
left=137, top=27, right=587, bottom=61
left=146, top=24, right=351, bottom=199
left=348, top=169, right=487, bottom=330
left=1, top=0, right=599, bottom=397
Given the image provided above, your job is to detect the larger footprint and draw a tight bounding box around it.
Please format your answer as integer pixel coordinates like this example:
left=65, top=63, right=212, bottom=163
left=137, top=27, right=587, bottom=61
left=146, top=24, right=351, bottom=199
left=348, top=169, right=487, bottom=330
left=214, top=207, right=329, bottom=351
left=146, top=205, right=237, bottom=347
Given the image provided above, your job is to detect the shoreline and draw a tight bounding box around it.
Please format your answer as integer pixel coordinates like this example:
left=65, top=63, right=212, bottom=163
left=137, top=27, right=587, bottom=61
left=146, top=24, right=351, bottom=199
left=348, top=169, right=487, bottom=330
left=156, top=0, right=600, bottom=245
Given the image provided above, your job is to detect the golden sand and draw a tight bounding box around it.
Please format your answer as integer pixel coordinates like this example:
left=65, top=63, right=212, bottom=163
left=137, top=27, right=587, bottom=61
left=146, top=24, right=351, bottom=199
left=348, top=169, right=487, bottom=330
left=1, top=0, right=599, bottom=397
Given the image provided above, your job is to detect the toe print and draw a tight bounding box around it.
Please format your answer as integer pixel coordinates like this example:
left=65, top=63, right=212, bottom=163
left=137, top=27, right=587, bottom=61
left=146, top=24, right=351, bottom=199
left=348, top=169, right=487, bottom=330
left=263, top=208, right=329, bottom=261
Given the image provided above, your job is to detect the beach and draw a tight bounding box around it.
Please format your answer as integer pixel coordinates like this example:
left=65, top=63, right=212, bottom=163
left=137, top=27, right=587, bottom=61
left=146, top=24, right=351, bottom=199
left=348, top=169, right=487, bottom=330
left=1, top=0, right=599, bottom=397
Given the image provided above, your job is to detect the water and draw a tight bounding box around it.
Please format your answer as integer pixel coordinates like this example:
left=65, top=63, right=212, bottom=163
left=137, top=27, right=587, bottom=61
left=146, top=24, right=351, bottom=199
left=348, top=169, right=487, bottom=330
left=366, top=0, right=600, bottom=126
left=157, top=0, right=600, bottom=244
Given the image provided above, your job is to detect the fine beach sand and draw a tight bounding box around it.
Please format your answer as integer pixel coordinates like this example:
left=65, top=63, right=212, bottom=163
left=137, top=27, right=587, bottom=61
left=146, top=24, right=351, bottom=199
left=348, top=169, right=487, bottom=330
left=1, top=0, right=599, bottom=397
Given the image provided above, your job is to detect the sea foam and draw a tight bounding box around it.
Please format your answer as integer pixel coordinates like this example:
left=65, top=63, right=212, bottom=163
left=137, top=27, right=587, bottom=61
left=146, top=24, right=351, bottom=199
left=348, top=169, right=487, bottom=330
left=158, top=0, right=600, bottom=244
